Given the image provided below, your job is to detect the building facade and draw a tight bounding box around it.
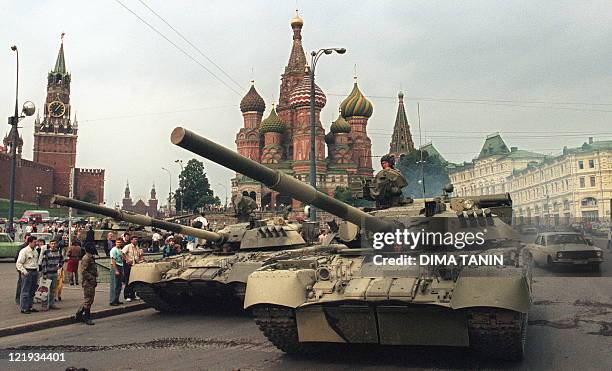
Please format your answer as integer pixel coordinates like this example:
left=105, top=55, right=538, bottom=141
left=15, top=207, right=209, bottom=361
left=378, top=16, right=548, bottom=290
left=1, top=37, right=105, bottom=205
left=232, top=12, right=374, bottom=208
left=121, top=182, right=159, bottom=217
left=449, top=133, right=546, bottom=197
left=508, top=139, right=612, bottom=224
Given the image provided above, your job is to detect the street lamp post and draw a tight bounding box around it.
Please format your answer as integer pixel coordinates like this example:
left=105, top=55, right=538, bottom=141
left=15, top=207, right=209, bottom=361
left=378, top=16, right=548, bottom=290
left=174, top=159, right=184, bottom=213
left=216, top=183, right=228, bottom=211
left=308, top=47, right=346, bottom=221
left=35, top=186, right=42, bottom=206
left=6, top=45, right=35, bottom=239
left=161, top=167, right=172, bottom=216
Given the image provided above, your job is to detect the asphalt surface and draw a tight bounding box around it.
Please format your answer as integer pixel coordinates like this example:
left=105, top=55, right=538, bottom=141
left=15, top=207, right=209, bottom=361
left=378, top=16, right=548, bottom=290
left=0, top=275, right=610, bottom=371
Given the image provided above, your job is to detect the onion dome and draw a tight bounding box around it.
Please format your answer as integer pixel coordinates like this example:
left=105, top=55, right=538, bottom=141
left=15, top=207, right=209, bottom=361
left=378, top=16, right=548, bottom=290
left=289, top=67, right=327, bottom=109
left=330, top=112, right=351, bottom=133
left=240, top=81, right=266, bottom=113
left=340, top=79, right=373, bottom=118
left=260, top=106, right=285, bottom=134
left=291, top=9, right=304, bottom=27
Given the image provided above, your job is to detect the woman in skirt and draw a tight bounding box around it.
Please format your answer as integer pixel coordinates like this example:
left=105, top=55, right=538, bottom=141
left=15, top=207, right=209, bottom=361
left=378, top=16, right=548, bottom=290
left=66, top=240, right=82, bottom=285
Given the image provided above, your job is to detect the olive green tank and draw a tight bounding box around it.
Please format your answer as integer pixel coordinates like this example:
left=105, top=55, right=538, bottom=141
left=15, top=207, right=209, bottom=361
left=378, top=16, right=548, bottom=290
left=52, top=195, right=334, bottom=313
left=171, top=127, right=532, bottom=361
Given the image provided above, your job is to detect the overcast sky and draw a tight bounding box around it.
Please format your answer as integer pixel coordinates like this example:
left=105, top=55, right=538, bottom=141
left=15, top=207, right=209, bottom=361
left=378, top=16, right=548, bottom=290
left=2, top=0, right=612, bottom=206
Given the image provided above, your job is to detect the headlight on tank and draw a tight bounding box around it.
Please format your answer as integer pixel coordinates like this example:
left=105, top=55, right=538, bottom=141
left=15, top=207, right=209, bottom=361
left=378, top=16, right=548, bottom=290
left=596, top=251, right=602, bottom=257
left=462, top=199, right=475, bottom=210
left=557, top=252, right=563, bottom=258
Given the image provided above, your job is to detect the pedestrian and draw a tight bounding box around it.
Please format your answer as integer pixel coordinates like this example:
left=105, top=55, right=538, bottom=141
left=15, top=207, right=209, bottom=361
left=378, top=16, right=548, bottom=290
left=607, top=227, right=611, bottom=250
left=85, top=225, right=95, bottom=246
left=151, top=230, right=161, bottom=253
left=162, top=237, right=175, bottom=258
left=15, top=233, right=31, bottom=304
left=36, top=238, right=47, bottom=270
left=104, top=232, right=114, bottom=257
left=109, top=238, right=124, bottom=306
left=75, top=243, right=98, bottom=325
left=39, top=240, right=63, bottom=309
left=121, top=236, right=143, bottom=302
left=66, top=240, right=82, bottom=285
left=16, top=236, right=39, bottom=314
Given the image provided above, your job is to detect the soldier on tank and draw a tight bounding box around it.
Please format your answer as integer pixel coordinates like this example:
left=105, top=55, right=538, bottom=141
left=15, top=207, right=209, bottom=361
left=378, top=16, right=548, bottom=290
left=364, top=154, right=409, bottom=209
left=75, top=243, right=98, bottom=325
left=232, top=191, right=258, bottom=222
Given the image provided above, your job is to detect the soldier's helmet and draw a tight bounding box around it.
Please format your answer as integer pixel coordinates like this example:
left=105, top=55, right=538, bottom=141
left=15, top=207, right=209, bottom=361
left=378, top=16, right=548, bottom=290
left=380, top=154, right=396, bottom=168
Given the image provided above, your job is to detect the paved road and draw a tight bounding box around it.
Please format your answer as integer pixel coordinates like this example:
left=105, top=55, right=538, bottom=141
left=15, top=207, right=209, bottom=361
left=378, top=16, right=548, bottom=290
left=0, top=277, right=610, bottom=371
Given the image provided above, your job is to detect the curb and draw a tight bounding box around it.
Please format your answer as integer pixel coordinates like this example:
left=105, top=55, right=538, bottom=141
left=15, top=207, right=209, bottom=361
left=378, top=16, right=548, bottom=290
left=0, top=303, right=149, bottom=338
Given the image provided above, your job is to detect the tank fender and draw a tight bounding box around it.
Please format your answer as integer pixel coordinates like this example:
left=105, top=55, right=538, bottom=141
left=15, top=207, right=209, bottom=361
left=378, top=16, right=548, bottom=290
left=128, top=261, right=174, bottom=285
left=450, top=272, right=531, bottom=313
left=244, top=269, right=315, bottom=309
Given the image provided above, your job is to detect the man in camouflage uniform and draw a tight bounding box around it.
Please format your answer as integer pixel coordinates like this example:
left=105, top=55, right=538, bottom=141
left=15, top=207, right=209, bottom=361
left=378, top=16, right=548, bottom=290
left=76, top=244, right=98, bottom=325
left=366, top=154, right=408, bottom=209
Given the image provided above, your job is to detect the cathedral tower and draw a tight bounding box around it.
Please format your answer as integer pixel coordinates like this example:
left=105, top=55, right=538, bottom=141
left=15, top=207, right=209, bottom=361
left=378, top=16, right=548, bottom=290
left=340, top=77, right=373, bottom=177
left=33, top=35, right=77, bottom=196
left=388, top=91, right=414, bottom=160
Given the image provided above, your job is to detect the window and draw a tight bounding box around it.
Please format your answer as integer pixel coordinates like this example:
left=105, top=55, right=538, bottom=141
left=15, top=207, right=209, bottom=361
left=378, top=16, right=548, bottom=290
left=579, top=177, right=585, bottom=188
left=578, top=160, right=584, bottom=169
left=581, top=197, right=597, bottom=207
left=590, top=176, right=596, bottom=187
left=589, top=159, right=594, bottom=168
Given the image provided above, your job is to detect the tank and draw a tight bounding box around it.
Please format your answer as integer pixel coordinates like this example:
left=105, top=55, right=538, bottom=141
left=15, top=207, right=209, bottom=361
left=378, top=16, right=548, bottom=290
left=171, top=127, right=532, bottom=361
left=51, top=195, right=335, bottom=313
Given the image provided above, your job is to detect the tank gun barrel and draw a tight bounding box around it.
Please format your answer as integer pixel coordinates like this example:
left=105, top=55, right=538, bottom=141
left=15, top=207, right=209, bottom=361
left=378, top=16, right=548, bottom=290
left=51, top=195, right=224, bottom=242
left=171, top=127, right=395, bottom=233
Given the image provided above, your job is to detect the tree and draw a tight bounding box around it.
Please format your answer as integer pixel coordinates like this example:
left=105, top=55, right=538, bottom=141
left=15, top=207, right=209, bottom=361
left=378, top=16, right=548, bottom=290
left=396, top=150, right=451, bottom=198
left=174, top=159, right=217, bottom=212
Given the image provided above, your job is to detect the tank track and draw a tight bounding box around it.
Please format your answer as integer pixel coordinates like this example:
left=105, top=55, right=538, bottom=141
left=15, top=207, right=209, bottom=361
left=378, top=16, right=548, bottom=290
left=130, top=283, right=179, bottom=313
left=467, top=308, right=527, bottom=361
left=252, top=305, right=312, bottom=354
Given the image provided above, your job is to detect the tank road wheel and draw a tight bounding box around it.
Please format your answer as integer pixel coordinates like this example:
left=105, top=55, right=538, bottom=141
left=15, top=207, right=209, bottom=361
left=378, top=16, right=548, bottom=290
left=130, top=283, right=179, bottom=313
left=468, top=308, right=527, bottom=361
left=252, top=305, right=312, bottom=354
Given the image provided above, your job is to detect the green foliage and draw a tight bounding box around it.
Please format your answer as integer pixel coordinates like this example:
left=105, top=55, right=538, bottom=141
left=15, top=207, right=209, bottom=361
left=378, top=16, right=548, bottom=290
left=174, top=159, right=217, bottom=212
left=396, top=150, right=451, bottom=198
left=0, top=198, right=68, bottom=218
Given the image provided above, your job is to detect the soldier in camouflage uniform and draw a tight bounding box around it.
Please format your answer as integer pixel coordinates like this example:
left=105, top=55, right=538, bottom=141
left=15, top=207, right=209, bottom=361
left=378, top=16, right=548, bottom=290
left=364, top=154, right=409, bottom=209
left=75, top=244, right=98, bottom=325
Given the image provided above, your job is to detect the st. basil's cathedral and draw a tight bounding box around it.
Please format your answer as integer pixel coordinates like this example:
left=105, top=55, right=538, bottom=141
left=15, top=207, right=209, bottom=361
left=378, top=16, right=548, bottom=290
left=233, top=12, right=385, bottom=208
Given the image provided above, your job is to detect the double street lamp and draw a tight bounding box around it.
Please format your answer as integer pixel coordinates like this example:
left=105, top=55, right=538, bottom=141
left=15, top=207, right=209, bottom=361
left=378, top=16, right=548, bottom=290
left=216, top=182, right=228, bottom=211
left=161, top=167, right=172, bottom=215
left=35, top=186, right=42, bottom=206
left=308, top=47, right=346, bottom=221
left=174, top=159, right=184, bottom=213
left=7, top=45, right=36, bottom=239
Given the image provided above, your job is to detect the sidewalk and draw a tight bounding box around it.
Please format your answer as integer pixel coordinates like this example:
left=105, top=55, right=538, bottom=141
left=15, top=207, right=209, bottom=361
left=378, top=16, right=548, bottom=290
left=0, top=263, right=147, bottom=336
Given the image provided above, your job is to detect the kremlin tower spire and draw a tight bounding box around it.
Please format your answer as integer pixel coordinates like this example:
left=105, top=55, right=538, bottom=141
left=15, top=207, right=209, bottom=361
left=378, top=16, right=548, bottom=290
left=389, top=91, right=415, bottom=160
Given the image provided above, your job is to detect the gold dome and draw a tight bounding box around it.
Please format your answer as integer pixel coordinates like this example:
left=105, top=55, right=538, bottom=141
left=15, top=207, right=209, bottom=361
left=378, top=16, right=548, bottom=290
left=291, top=10, right=304, bottom=27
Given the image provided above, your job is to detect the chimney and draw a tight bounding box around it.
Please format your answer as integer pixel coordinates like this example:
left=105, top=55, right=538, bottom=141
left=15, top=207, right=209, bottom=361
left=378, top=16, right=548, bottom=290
left=588, top=137, right=593, bottom=144
left=510, top=146, right=518, bottom=152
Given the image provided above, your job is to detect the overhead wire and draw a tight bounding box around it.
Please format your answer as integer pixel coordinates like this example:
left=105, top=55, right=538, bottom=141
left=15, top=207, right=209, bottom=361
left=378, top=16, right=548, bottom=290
left=136, top=0, right=244, bottom=92
left=113, top=0, right=243, bottom=97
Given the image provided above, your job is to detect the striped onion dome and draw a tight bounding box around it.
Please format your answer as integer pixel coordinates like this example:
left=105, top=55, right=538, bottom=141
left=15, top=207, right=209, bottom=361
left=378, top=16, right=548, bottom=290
left=240, top=81, right=266, bottom=113
left=260, top=106, right=285, bottom=134
left=289, top=67, right=327, bottom=109
left=340, top=79, right=373, bottom=118
left=330, top=112, right=351, bottom=133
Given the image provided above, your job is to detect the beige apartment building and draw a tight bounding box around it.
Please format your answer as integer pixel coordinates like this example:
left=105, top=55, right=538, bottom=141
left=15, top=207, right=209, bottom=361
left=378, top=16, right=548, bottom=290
left=449, top=135, right=612, bottom=224
left=449, top=133, right=546, bottom=197
left=508, top=138, right=612, bottom=224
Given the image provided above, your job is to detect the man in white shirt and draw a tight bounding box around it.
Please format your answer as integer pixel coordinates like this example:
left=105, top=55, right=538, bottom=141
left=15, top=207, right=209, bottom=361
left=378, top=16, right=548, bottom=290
left=193, top=213, right=208, bottom=230
left=16, top=236, right=40, bottom=314
left=151, top=231, right=162, bottom=252
left=121, top=236, right=143, bottom=302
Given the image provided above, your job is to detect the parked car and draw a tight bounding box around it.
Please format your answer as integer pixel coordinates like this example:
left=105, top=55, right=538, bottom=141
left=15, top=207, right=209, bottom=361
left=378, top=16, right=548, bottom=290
left=526, top=232, right=604, bottom=271
left=0, top=233, right=22, bottom=260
